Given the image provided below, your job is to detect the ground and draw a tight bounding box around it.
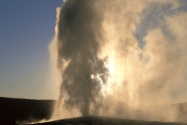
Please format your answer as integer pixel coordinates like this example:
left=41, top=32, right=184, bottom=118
left=26, top=116, right=187, bottom=125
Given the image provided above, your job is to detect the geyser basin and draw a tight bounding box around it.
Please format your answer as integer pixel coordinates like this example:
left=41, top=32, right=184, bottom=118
left=26, top=116, right=187, bottom=125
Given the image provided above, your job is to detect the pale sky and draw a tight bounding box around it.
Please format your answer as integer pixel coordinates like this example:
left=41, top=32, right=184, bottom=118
left=0, top=0, right=62, bottom=99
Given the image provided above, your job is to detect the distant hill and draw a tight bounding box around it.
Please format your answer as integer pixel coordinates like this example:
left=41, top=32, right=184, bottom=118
left=0, top=97, right=55, bottom=125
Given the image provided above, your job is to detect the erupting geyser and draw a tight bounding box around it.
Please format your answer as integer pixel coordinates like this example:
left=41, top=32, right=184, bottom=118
left=50, top=0, right=187, bottom=122
left=57, top=0, right=109, bottom=116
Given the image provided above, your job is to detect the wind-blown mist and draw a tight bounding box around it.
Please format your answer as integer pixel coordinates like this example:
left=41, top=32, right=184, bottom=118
left=50, top=0, right=187, bottom=122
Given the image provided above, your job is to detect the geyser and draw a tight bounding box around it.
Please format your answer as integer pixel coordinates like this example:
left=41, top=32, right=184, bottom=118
left=51, top=0, right=109, bottom=117
left=57, top=0, right=108, bottom=116
left=50, top=0, right=187, bottom=122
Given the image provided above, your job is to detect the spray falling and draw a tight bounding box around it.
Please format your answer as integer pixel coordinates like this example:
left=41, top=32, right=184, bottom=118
left=50, top=0, right=187, bottom=122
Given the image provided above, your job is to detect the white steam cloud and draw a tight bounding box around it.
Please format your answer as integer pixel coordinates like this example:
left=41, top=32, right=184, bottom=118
left=49, top=0, right=187, bottom=122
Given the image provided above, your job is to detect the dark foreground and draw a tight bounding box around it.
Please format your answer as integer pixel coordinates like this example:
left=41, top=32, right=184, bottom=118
left=0, top=97, right=55, bottom=125
left=27, top=116, right=187, bottom=125
left=1, top=97, right=187, bottom=125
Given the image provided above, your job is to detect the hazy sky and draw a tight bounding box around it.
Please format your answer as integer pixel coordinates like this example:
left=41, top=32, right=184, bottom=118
left=0, top=0, right=62, bottom=99
left=0, top=0, right=187, bottom=102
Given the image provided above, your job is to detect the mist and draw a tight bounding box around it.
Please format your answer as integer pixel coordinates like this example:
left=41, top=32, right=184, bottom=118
left=49, top=0, right=187, bottom=122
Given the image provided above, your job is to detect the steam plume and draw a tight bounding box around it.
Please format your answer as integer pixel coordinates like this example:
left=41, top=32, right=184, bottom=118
left=50, top=0, right=187, bottom=122
left=57, top=0, right=108, bottom=116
